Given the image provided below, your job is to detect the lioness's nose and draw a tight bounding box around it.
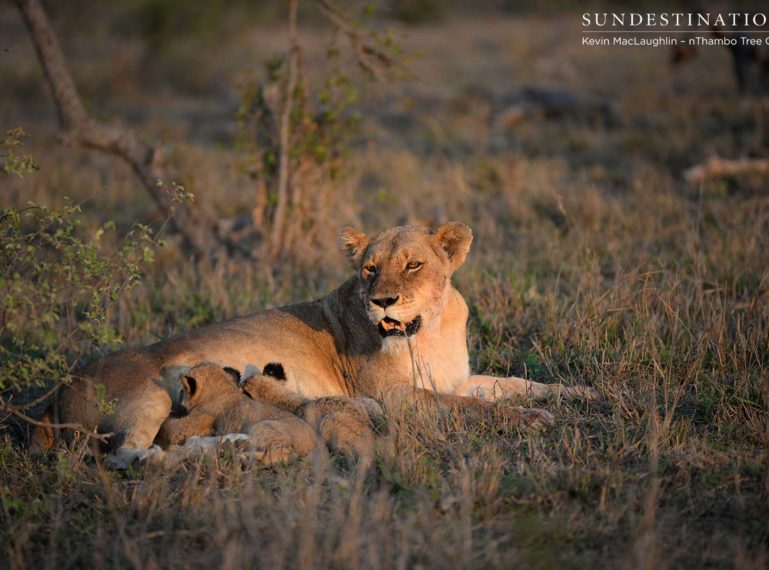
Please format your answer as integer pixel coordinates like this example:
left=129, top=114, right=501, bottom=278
left=371, top=295, right=399, bottom=309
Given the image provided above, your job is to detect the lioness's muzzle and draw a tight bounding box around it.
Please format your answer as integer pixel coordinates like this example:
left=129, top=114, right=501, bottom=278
left=378, top=315, right=421, bottom=338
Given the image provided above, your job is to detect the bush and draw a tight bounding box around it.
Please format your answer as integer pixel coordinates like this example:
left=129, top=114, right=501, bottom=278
left=0, top=130, right=161, bottom=431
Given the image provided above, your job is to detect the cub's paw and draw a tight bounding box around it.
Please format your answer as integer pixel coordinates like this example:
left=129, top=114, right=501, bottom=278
left=220, top=433, right=251, bottom=444
left=358, top=397, right=388, bottom=434
left=186, top=434, right=249, bottom=452
left=220, top=433, right=251, bottom=453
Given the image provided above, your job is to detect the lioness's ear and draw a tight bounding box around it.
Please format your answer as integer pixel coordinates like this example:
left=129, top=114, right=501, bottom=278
left=434, top=222, right=473, bottom=270
left=339, top=226, right=369, bottom=267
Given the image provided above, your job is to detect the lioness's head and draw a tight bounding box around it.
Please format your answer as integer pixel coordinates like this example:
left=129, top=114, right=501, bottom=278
left=339, top=222, right=472, bottom=343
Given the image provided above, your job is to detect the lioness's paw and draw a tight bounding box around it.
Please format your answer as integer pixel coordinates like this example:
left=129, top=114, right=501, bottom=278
left=550, top=384, right=600, bottom=402
left=563, top=385, right=600, bottom=402
left=519, top=408, right=555, bottom=429
left=105, top=445, right=166, bottom=470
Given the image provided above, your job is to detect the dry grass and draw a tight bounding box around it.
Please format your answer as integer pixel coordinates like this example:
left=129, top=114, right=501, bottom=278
left=1, top=6, right=769, bottom=569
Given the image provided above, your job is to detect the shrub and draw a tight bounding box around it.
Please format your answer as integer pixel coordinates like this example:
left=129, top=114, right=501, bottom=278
left=0, top=130, right=161, bottom=432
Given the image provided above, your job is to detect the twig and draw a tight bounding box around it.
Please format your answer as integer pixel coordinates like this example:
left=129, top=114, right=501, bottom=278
left=313, top=0, right=395, bottom=81
left=3, top=405, right=111, bottom=444
left=1, top=381, right=63, bottom=413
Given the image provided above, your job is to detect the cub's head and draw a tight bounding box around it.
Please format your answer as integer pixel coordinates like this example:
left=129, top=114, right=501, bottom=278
left=176, top=362, right=240, bottom=412
left=339, top=222, right=472, bottom=344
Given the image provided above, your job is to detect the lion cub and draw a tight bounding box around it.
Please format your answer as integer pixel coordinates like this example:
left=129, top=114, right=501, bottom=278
left=240, top=366, right=385, bottom=462
left=155, top=362, right=319, bottom=464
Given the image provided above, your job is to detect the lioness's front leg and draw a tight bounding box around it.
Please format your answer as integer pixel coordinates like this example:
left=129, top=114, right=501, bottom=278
left=103, top=383, right=174, bottom=469
left=379, top=385, right=555, bottom=429
left=456, top=375, right=598, bottom=402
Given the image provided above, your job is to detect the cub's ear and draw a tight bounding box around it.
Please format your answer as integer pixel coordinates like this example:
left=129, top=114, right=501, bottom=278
left=180, top=375, right=201, bottom=411
left=434, top=222, right=473, bottom=270
left=338, top=226, right=369, bottom=267
left=223, top=367, right=241, bottom=384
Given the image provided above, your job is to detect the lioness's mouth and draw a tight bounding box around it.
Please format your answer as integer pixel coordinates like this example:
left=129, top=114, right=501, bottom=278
left=378, top=315, right=421, bottom=338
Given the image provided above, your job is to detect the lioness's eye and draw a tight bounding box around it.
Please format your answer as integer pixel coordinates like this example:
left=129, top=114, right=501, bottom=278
left=406, top=261, right=423, bottom=272
left=364, top=264, right=377, bottom=274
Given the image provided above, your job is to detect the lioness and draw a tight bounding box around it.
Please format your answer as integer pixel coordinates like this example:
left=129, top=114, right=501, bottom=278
left=42, top=222, right=596, bottom=466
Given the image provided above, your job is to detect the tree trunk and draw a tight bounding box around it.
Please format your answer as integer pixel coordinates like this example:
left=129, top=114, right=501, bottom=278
left=15, top=0, right=220, bottom=257
left=268, top=0, right=300, bottom=258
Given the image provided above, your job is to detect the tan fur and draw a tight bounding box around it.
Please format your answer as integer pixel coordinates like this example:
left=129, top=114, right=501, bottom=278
left=41, top=222, right=597, bottom=465
left=29, top=411, right=56, bottom=452
left=241, top=374, right=384, bottom=462
left=154, top=363, right=319, bottom=465
left=299, top=398, right=377, bottom=463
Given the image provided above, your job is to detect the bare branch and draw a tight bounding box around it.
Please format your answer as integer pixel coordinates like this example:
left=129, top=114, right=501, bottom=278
left=269, top=0, right=300, bottom=256
left=2, top=405, right=111, bottom=444
left=313, top=0, right=396, bottom=81
left=15, top=0, right=219, bottom=256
